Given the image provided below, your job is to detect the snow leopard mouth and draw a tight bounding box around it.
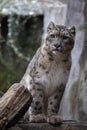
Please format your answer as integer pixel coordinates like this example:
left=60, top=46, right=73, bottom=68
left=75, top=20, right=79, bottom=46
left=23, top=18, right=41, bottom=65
left=52, top=47, right=63, bottom=54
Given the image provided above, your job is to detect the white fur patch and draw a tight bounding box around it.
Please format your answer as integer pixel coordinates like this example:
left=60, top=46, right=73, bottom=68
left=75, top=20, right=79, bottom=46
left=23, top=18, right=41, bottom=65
left=34, top=67, right=69, bottom=97
left=21, top=74, right=32, bottom=90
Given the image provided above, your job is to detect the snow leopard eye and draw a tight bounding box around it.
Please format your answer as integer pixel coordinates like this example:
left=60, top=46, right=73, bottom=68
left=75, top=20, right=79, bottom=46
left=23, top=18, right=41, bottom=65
left=50, top=34, right=55, bottom=38
left=62, top=35, right=69, bottom=40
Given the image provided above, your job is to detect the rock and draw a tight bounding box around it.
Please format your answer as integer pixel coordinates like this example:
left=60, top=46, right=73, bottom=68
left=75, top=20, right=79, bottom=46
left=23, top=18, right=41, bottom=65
left=0, top=0, right=67, bottom=38
left=58, top=0, right=85, bottom=120
left=8, top=126, right=23, bottom=130
left=77, top=47, right=87, bottom=120
left=17, top=122, right=87, bottom=130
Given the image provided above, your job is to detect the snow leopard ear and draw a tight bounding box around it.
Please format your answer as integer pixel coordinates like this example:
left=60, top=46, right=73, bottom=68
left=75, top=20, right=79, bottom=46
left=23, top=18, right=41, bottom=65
left=68, top=26, right=76, bottom=36
left=47, top=21, right=56, bottom=33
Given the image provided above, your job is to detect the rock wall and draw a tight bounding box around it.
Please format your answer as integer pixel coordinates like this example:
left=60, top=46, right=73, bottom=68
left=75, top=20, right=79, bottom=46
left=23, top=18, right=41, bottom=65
left=77, top=0, right=87, bottom=121
left=76, top=47, right=87, bottom=120
left=59, top=0, right=85, bottom=120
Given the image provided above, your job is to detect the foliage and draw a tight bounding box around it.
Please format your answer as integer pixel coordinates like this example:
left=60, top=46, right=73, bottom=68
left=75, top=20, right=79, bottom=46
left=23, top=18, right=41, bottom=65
left=0, top=15, right=43, bottom=92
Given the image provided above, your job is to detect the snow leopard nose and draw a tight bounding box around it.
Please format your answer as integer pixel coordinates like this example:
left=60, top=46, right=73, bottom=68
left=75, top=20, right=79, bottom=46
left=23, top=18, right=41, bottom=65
left=54, top=44, right=61, bottom=48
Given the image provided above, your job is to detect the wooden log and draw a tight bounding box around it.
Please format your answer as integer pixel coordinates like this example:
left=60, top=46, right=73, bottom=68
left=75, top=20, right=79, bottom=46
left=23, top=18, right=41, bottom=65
left=0, top=83, right=32, bottom=130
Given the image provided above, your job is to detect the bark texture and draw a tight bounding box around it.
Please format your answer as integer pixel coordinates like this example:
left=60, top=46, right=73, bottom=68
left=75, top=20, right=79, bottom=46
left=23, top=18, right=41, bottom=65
left=0, top=83, right=32, bottom=130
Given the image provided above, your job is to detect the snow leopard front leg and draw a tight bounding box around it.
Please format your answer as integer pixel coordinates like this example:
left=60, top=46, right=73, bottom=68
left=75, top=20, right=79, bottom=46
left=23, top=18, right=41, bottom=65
left=29, top=82, right=46, bottom=122
left=47, top=85, right=65, bottom=125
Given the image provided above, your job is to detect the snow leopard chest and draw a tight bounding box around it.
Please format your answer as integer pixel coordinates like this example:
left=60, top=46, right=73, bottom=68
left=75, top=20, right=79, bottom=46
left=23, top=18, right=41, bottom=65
left=35, top=67, right=69, bottom=97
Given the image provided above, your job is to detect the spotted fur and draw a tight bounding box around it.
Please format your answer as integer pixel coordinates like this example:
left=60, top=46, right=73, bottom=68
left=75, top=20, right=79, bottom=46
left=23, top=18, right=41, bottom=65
left=21, top=22, right=75, bottom=124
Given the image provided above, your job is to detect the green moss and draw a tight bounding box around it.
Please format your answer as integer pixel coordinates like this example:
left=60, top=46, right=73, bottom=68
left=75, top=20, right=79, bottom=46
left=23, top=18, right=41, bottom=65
left=69, top=81, right=79, bottom=117
left=0, top=71, right=8, bottom=92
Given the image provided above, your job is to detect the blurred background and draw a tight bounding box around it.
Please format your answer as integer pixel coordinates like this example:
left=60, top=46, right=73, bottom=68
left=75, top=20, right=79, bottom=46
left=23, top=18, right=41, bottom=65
left=0, top=0, right=86, bottom=92
left=0, top=15, right=43, bottom=92
left=0, top=0, right=44, bottom=92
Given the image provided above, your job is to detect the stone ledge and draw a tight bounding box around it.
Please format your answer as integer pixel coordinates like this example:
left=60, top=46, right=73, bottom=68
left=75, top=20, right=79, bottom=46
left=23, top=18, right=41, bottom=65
left=7, top=122, right=87, bottom=130
left=1, top=0, right=66, bottom=16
